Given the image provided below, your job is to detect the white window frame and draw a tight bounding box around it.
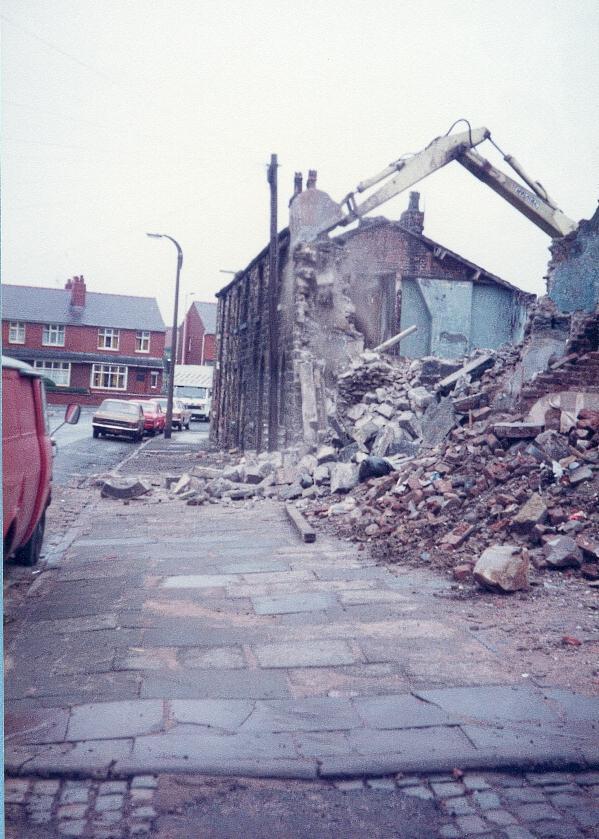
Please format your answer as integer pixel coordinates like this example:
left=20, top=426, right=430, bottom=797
left=90, top=363, right=127, bottom=391
left=150, top=370, right=159, bottom=389
left=98, top=327, right=120, bottom=350
left=8, top=321, right=26, bottom=344
left=33, top=360, right=71, bottom=387
left=42, top=323, right=65, bottom=346
left=135, top=330, right=150, bottom=353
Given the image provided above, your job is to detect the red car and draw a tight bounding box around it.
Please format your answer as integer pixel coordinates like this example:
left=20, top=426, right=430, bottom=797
left=129, top=399, right=165, bottom=436
left=3, top=356, right=80, bottom=565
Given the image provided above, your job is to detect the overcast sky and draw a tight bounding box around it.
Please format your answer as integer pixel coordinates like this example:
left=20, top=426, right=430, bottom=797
left=2, top=0, right=598, bottom=324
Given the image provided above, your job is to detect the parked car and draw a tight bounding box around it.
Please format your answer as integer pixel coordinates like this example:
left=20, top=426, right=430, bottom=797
left=92, top=399, right=144, bottom=441
left=154, top=397, right=191, bottom=431
left=128, top=399, right=165, bottom=436
left=3, top=356, right=80, bottom=565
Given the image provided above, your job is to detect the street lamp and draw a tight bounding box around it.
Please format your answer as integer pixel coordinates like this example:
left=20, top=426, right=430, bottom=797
left=146, top=232, right=183, bottom=440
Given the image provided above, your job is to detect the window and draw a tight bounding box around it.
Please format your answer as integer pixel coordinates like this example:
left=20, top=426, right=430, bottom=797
left=91, top=364, right=127, bottom=390
left=136, top=371, right=146, bottom=383
left=98, top=327, right=120, bottom=350
left=42, top=324, right=65, bottom=346
left=135, top=330, right=150, bottom=352
left=150, top=371, right=159, bottom=389
left=8, top=322, right=25, bottom=343
left=33, top=360, right=71, bottom=387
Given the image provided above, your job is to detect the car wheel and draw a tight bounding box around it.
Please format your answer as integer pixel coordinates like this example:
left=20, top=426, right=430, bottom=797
left=93, top=428, right=99, bottom=438
left=149, top=428, right=156, bottom=437
left=16, top=513, right=45, bottom=567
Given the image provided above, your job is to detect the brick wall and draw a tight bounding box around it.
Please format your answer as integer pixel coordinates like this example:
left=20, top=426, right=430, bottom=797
left=211, top=238, right=289, bottom=452
left=2, top=321, right=165, bottom=358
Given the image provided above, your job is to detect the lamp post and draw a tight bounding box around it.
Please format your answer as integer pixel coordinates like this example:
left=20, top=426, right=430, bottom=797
left=146, top=233, right=183, bottom=440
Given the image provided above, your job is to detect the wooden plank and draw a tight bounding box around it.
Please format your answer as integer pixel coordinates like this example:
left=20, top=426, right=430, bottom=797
left=285, top=503, right=316, bottom=543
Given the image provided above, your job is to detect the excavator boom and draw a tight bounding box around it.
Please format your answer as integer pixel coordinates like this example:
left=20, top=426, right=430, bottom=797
left=320, top=125, right=576, bottom=239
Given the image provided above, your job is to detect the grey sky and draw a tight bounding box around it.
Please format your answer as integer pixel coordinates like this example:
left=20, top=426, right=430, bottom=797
left=2, top=0, right=598, bottom=324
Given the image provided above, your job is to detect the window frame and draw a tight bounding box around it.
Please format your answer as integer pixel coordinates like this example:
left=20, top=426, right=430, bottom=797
left=8, top=321, right=26, bottom=344
left=33, top=360, right=71, bottom=387
left=90, top=363, right=127, bottom=391
left=42, top=323, right=65, bottom=347
left=135, top=330, right=150, bottom=353
left=98, top=327, right=120, bottom=351
left=150, top=370, right=159, bottom=389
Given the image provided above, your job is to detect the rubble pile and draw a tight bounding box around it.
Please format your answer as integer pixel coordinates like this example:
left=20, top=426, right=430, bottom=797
left=304, top=406, right=599, bottom=588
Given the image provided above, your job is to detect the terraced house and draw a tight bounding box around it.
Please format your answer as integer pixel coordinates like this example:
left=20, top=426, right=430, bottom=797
left=2, top=276, right=166, bottom=405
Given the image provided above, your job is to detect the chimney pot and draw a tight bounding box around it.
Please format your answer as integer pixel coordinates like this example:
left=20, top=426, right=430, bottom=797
left=306, top=169, right=317, bottom=189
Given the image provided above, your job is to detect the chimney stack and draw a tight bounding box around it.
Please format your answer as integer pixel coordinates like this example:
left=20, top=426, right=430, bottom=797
left=399, top=191, right=424, bottom=234
left=306, top=169, right=317, bottom=189
left=67, top=275, right=86, bottom=307
left=289, top=172, right=303, bottom=206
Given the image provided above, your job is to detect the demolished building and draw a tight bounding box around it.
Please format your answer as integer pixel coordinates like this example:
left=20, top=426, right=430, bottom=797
left=211, top=178, right=533, bottom=452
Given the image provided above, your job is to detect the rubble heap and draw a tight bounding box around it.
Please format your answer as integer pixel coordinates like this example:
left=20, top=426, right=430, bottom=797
left=305, top=404, right=599, bottom=584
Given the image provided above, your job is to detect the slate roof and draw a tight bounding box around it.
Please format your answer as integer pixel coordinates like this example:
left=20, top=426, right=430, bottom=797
left=192, top=301, right=217, bottom=333
left=2, top=285, right=166, bottom=331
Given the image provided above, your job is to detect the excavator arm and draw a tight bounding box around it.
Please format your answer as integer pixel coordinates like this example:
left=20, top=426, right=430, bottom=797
left=319, top=125, right=577, bottom=239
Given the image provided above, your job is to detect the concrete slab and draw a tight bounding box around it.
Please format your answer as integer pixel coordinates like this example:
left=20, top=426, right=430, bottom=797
left=461, top=725, right=586, bottom=766
left=180, top=646, right=246, bottom=669
left=338, top=590, right=411, bottom=606
left=5, top=707, right=69, bottom=745
left=15, top=738, right=134, bottom=775
left=414, top=686, right=561, bottom=724
left=292, top=731, right=354, bottom=758
left=241, top=698, right=361, bottom=732
left=354, top=694, right=460, bottom=729
left=542, top=689, right=599, bottom=721
left=25, top=613, right=119, bottom=635
left=140, top=669, right=290, bottom=700
left=126, top=729, right=298, bottom=766
left=170, top=699, right=254, bottom=730
left=66, top=700, right=165, bottom=741
left=218, top=560, right=290, bottom=574
left=252, top=593, right=338, bottom=615
left=162, top=574, right=239, bottom=589
left=252, top=640, right=357, bottom=668
left=349, top=726, right=476, bottom=757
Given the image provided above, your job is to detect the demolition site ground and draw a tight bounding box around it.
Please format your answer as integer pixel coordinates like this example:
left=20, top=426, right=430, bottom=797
left=3, top=426, right=598, bottom=838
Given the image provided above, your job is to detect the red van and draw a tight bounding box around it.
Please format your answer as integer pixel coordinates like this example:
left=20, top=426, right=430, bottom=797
left=2, top=356, right=79, bottom=566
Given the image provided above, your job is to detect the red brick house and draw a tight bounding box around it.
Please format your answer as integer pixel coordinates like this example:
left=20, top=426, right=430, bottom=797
left=2, top=276, right=166, bottom=405
left=176, top=301, right=217, bottom=366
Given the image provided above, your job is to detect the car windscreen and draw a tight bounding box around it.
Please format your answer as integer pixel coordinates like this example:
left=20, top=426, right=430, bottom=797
left=99, top=400, right=139, bottom=415
left=175, top=386, right=206, bottom=399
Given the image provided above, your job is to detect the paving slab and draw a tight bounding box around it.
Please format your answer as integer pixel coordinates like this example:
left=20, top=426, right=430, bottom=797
left=170, top=699, right=254, bottom=730
left=252, top=640, right=358, bottom=668
left=140, top=668, right=290, bottom=700
left=251, top=592, right=338, bottom=614
left=240, top=698, right=361, bottom=732
left=161, top=573, right=240, bottom=589
left=66, top=700, right=165, bottom=741
left=354, top=694, right=460, bottom=729
left=5, top=707, right=70, bottom=745
left=414, top=686, right=562, bottom=724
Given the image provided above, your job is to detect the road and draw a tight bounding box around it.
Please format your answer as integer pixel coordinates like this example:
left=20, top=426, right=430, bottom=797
left=48, top=407, right=210, bottom=485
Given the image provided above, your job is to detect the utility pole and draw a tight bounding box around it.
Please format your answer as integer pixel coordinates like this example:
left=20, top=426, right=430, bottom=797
left=267, top=153, right=279, bottom=450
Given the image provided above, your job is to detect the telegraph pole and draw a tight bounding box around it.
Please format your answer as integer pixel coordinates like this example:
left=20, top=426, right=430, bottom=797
left=267, top=153, right=279, bottom=450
